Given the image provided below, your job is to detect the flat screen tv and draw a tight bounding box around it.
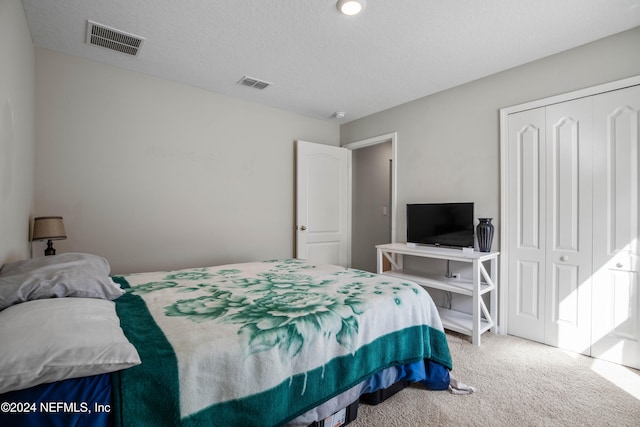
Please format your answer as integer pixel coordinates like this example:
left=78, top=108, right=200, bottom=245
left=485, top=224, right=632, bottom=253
left=406, top=203, right=474, bottom=248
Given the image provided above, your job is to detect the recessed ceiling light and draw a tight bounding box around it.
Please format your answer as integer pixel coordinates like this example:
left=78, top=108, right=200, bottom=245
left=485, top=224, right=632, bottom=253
left=337, top=0, right=366, bottom=16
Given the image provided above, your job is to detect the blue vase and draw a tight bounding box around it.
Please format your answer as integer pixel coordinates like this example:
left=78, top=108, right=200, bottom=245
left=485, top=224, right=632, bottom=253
left=476, top=218, right=494, bottom=252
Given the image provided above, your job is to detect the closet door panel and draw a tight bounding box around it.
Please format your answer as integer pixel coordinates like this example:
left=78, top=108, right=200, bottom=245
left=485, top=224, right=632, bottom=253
left=544, top=98, right=593, bottom=355
left=507, top=108, right=546, bottom=342
left=552, top=264, right=579, bottom=325
left=550, top=118, right=580, bottom=251
left=516, top=261, right=541, bottom=319
left=592, top=85, right=640, bottom=369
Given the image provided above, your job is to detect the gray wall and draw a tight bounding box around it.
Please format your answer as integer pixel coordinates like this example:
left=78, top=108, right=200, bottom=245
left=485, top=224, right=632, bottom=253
left=341, top=26, right=640, bottom=311
left=34, top=49, right=339, bottom=274
left=7, top=12, right=640, bottom=279
left=341, top=26, right=640, bottom=252
left=0, top=0, right=35, bottom=265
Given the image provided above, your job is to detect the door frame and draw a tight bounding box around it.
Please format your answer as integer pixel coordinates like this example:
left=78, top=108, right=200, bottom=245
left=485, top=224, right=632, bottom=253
left=343, top=132, right=398, bottom=245
left=499, top=74, right=640, bottom=335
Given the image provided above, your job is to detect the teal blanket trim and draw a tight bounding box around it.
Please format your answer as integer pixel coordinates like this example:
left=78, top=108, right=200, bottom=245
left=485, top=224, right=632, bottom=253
left=111, top=276, right=181, bottom=427
left=110, top=275, right=452, bottom=427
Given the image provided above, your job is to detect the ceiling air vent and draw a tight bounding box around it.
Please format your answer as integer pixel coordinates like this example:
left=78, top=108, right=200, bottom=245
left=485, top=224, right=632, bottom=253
left=86, top=20, right=145, bottom=56
left=237, top=76, right=272, bottom=90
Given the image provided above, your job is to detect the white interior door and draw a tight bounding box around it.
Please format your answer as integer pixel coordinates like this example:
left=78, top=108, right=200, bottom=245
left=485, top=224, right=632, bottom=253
left=295, top=140, right=350, bottom=267
left=507, top=107, right=547, bottom=343
left=591, top=85, right=640, bottom=369
left=544, top=98, right=593, bottom=355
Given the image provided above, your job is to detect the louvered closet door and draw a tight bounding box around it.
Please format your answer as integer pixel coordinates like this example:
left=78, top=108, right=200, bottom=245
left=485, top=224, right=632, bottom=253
left=507, top=107, right=547, bottom=342
left=544, top=98, right=593, bottom=355
left=591, top=85, right=640, bottom=369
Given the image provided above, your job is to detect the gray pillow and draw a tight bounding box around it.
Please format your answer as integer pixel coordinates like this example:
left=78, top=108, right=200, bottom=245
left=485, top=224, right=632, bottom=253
left=0, top=253, right=124, bottom=311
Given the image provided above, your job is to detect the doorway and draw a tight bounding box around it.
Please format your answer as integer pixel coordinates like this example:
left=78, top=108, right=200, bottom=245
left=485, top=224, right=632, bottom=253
left=344, top=133, right=397, bottom=272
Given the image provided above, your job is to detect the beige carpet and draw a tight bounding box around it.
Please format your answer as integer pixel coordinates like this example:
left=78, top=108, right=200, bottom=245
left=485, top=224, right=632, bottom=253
left=352, top=332, right=640, bottom=426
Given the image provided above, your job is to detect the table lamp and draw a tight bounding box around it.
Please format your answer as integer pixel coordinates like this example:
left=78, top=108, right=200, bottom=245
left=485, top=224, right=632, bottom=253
left=32, top=216, right=67, bottom=256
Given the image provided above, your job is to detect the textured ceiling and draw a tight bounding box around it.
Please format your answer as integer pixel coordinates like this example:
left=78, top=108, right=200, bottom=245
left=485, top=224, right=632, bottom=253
left=21, top=0, right=640, bottom=122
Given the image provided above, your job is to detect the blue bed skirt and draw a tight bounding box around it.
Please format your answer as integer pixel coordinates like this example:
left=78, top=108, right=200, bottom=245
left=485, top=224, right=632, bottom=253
left=0, top=374, right=112, bottom=427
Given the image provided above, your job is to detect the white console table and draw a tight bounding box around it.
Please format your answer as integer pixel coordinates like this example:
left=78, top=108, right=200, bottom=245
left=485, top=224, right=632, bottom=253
left=376, top=243, right=499, bottom=345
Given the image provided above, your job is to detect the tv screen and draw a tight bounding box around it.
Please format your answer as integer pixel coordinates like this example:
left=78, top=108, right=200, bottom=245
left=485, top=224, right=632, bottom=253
left=407, top=203, right=474, bottom=248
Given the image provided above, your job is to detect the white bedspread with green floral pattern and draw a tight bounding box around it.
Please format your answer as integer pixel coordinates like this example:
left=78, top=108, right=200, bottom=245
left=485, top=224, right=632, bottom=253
left=112, top=259, right=451, bottom=427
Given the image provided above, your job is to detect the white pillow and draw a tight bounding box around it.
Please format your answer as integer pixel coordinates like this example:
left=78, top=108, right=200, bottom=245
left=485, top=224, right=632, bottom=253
left=0, top=298, right=141, bottom=394
left=0, top=253, right=124, bottom=310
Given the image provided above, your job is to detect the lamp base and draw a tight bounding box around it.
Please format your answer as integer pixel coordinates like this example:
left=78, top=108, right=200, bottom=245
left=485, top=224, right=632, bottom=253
left=44, top=240, right=56, bottom=256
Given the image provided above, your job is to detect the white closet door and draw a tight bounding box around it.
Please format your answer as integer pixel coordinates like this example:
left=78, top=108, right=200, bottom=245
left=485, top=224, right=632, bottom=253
left=544, top=98, right=593, bottom=355
left=507, top=107, right=547, bottom=343
left=591, top=85, right=640, bottom=369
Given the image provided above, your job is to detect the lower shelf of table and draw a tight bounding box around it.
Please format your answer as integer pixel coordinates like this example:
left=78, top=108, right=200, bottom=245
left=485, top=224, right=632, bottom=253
left=438, top=307, right=493, bottom=337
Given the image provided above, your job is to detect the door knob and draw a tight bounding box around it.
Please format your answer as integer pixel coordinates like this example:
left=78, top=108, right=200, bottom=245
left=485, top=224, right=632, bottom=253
left=616, top=262, right=623, bottom=269
left=560, top=255, right=568, bottom=262
left=299, top=225, right=307, bottom=231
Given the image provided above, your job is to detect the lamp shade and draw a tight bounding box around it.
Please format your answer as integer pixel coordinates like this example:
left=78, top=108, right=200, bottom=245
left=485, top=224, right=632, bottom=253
left=32, top=217, right=67, bottom=241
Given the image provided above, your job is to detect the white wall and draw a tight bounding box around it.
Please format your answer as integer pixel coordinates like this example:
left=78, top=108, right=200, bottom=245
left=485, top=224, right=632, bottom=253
left=34, top=49, right=338, bottom=274
left=0, top=0, right=35, bottom=265
left=341, top=26, right=640, bottom=251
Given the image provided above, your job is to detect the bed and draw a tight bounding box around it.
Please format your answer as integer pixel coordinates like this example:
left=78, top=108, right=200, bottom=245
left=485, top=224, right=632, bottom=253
left=0, top=253, right=452, bottom=426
